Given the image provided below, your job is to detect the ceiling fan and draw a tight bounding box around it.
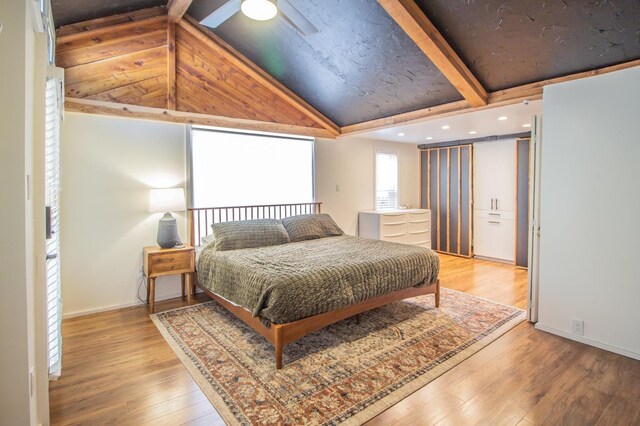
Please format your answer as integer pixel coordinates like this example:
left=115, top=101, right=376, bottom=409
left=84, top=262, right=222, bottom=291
left=200, top=0, right=318, bottom=36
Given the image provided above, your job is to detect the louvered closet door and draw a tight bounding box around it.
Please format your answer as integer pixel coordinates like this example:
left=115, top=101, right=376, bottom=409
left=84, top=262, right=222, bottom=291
left=421, top=145, right=472, bottom=257
left=45, top=77, right=63, bottom=378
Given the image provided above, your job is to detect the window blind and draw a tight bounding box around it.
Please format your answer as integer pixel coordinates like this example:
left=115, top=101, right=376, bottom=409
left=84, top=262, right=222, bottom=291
left=45, top=77, right=62, bottom=378
left=189, top=127, right=315, bottom=208
left=375, top=152, right=398, bottom=210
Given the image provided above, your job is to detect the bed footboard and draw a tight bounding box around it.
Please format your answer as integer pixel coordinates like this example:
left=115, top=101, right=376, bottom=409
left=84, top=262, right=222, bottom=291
left=197, top=280, right=440, bottom=369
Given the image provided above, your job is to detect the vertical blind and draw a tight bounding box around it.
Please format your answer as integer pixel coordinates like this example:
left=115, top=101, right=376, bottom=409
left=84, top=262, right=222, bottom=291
left=45, top=77, right=62, bottom=378
left=375, top=152, right=398, bottom=210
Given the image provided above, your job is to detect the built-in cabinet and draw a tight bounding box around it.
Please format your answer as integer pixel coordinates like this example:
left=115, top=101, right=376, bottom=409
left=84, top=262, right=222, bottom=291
left=473, top=139, right=516, bottom=262
left=358, top=209, right=431, bottom=248
left=419, top=137, right=530, bottom=266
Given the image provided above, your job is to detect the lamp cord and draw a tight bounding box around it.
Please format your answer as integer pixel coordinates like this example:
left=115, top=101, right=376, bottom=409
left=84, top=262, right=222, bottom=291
left=137, top=270, right=148, bottom=305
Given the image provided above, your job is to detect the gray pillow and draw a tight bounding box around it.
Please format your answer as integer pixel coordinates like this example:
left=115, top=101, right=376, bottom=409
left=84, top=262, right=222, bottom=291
left=211, top=219, right=290, bottom=251
left=281, top=214, right=344, bottom=242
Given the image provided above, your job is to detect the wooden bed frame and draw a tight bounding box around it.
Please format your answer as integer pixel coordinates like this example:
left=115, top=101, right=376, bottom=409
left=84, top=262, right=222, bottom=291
left=188, top=202, right=440, bottom=369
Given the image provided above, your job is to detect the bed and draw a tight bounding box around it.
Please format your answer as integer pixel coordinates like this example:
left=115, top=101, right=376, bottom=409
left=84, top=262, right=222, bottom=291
left=189, top=203, right=440, bottom=369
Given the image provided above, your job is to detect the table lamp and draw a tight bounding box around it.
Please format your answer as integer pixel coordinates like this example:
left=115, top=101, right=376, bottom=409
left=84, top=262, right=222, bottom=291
left=149, top=188, right=185, bottom=248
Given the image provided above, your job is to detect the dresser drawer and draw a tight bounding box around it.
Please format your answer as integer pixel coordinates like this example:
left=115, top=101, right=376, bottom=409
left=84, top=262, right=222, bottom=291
left=147, top=250, right=193, bottom=276
left=381, top=233, right=407, bottom=244
left=413, top=241, right=432, bottom=249
left=380, top=213, right=407, bottom=225
left=381, top=222, right=407, bottom=237
left=408, top=219, right=429, bottom=234
left=407, top=211, right=429, bottom=222
left=407, top=230, right=431, bottom=245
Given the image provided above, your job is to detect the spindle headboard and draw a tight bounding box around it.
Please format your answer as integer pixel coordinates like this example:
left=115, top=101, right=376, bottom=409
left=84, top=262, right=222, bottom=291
left=188, top=202, right=322, bottom=247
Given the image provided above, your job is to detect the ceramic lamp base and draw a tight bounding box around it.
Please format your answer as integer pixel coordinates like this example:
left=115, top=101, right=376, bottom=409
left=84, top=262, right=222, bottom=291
left=157, top=212, right=181, bottom=248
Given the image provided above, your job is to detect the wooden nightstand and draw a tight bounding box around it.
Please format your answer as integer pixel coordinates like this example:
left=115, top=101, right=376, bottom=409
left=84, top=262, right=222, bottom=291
left=143, top=245, right=195, bottom=313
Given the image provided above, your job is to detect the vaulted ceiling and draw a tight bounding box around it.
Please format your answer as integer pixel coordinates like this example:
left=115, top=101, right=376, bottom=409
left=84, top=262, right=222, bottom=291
left=51, top=0, right=640, bottom=134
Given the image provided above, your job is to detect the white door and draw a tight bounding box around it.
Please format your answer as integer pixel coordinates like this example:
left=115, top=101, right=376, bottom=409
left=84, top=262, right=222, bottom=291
left=45, top=77, right=63, bottom=377
left=527, top=115, right=542, bottom=323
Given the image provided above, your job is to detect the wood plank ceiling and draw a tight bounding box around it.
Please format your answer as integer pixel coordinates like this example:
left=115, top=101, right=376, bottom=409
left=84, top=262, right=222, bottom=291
left=55, top=6, right=339, bottom=137
left=52, top=0, right=640, bottom=137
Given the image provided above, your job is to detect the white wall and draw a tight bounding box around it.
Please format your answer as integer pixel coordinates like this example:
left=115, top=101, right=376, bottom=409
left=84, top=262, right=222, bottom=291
left=0, top=0, right=46, bottom=424
left=537, top=66, right=640, bottom=359
left=60, top=125, right=421, bottom=315
left=316, top=137, right=421, bottom=235
left=60, top=113, right=188, bottom=316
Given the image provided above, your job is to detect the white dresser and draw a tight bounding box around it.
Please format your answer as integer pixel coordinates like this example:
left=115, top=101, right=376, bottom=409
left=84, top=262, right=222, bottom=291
left=358, top=209, right=431, bottom=248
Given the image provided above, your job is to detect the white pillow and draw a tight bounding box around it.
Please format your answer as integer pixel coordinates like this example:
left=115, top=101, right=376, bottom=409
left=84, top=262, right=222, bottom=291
left=201, top=234, right=215, bottom=246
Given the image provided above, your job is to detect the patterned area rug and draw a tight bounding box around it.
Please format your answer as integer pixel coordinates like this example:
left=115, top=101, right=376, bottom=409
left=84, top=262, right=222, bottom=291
left=151, top=288, right=525, bottom=425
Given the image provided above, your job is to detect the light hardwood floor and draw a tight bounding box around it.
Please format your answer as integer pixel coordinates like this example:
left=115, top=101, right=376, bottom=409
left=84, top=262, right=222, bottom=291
left=49, top=255, right=640, bottom=425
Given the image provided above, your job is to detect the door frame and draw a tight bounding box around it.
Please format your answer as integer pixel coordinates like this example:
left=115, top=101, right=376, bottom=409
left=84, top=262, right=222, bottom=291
left=527, top=115, right=542, bottom=322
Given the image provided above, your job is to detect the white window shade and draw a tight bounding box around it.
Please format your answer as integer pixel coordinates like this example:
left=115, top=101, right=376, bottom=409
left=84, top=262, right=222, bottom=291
left=190, top=128, right=314, bottom=208
left=376, top=152, right=398, bottom=210
left=45, top=77, right=62, bottom=378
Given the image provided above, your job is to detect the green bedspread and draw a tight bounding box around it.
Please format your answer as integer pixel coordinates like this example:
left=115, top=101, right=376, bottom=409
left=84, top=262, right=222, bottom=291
left=197, top=235, right=439, bottom=325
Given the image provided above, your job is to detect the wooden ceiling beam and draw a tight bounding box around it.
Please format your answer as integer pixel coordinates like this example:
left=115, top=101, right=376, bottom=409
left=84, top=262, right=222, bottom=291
left=181, top=16, right=341, bottom=136
left=167, top=0, right=193, bottom=23
left=57, top=15, right=167, bottom=45
left=167, top=23, right=177, bottom=110
left=377, top=0, right=488, bottom=107
left=65, top=98, right=337, bottom=138
left=56, top=6, right=166, bottom=38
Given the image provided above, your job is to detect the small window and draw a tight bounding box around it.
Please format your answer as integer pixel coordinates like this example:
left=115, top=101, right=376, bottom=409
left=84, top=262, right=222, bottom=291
left=375, top=152, right=398, bottom=210
left=189, top=127, right=315, bottom=208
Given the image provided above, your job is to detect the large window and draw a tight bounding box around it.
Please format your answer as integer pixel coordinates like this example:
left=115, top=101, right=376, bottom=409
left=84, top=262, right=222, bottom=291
left=190, top=127, right=315, bottom=207
left=375, top=152, right=398, bottom=210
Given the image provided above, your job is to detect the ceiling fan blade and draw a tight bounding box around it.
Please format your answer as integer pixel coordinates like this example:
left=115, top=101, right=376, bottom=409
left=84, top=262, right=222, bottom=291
left=277, top=0, right=318, bottom=35
left=200, top=0, right=242, bottom=28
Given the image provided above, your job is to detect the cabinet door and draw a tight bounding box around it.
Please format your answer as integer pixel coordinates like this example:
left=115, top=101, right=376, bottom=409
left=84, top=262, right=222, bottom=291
left=473, top=140, right=516, bottom=212
left=491, top=140, right=517, bottom=212
left=473, top=214, right=515, bottom=261
left=472, top=143, right=495, bottom=211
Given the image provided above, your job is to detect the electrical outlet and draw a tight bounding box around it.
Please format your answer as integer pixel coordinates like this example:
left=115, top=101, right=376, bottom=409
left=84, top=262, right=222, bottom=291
left=571, top=319, right=584, bottom=336
left=335, top=184, right=341, bottom=192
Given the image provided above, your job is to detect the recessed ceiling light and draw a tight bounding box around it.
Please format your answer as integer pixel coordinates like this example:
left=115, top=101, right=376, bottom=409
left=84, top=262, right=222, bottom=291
left=498, top=116, right=508, bottom=121
left=441, top=125, right=450, bottom=130
left=523, top=123, right=532, bottom=128
left=397, top=132, right=405, bottom=136
left=426, top=137, right=433, bottom=140
left=469, top=131, right=477, bottom=135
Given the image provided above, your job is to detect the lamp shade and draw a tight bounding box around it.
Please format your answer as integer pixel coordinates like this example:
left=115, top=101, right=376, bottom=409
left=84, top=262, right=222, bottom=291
left=149, top=188, right=185, bottom=213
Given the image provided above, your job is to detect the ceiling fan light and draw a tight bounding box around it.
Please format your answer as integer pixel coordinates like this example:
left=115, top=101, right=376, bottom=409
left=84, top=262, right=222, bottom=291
left=241, top=0, right=278, bottom=21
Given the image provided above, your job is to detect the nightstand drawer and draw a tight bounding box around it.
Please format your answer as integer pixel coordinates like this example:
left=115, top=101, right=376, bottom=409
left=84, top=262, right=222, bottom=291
left=144, top=248, right=194, bottom=278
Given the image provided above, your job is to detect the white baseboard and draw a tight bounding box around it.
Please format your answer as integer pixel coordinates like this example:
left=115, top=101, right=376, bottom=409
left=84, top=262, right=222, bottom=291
left=473, top=255, right=515, bottom=265
left=62, top=289, right=205, bottom=319
left=535, top=323, right=640, bottom=361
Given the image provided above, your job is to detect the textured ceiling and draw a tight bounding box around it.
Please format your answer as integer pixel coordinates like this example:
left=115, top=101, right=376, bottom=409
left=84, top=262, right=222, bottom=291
left=51, top=0, right=165, bottom=27
left=415, top=0, right=640, bottom=91
left=51, top=0, right=640, bottom=126
left=188, top=0, right=463, bottom=126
